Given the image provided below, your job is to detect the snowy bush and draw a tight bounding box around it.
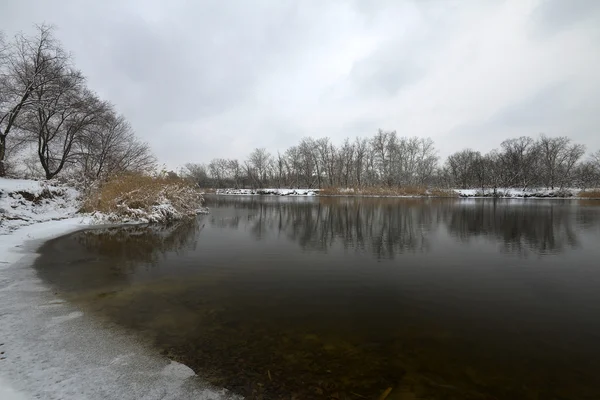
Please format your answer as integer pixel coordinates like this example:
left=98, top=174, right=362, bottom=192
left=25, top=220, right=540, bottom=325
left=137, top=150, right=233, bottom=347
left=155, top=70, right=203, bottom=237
left=82, top=173, right=206, bottom=223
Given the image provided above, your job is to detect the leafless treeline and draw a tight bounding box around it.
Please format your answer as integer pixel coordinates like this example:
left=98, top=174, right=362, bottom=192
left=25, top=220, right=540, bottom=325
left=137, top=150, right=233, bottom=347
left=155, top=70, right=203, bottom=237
left=184, top=131, right=440, bottom=189
left=444, top=136, right=599, bottom=191
left=184, top=131, right=600, bottom=190
left=0, top=25, right=155, bottom=180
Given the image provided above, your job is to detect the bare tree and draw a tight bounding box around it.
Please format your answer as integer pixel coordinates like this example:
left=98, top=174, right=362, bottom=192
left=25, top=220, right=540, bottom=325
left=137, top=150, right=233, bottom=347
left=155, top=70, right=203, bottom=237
left=284, top=146, right=302, bottom=188
left=484, top=151, right=504, bottom=195
left=246, top=148, right=271, bottom=188
left=415, top=137, right=438, bottom=186
left=208, top=158, right=229, bottom=188
left=339, top=138, right=355, bottom=187
left=538, top=134, right=585, bottom=189
left=471, top=152, right=487, bottom=192
left=78, top=112, right=155, bottom=180
left=226, top=159, right=243, bottom=188
left=353, top=137, right=368, bottom=187
left=181, top=162, right=209, bottom=187
left=575, top=161, right=598, bottom=190
left=297, top=138, right=318, bottom=188
left=589, top=150, right=600, bottom=188
left=314, top=137, right=337, bottom=187
left=275, top=152, right=286, bottom=188
left=0, top=25, right=70, bottom=177
left=371, top=129, right=398, bottom=186
left=591, top=150, right=600, bottom=168
left=446, top=149, right=479, bottom=188
left=498, top=136, right=538, bottom=189
left=20, top=64, right=108, bottom=179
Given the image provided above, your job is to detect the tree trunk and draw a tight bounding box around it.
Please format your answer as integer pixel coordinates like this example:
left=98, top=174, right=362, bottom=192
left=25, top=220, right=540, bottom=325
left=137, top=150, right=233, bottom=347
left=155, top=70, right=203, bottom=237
left=0, top=135, right=6, bottom=177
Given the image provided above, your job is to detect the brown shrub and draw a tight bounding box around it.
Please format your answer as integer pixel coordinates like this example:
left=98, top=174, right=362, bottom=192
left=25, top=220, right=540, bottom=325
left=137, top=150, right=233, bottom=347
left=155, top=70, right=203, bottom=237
left=427, top=188, right=459, bottom=198
left=578, top=190, right=600, bottom=199
left=82, top=173, right=204, bottom=222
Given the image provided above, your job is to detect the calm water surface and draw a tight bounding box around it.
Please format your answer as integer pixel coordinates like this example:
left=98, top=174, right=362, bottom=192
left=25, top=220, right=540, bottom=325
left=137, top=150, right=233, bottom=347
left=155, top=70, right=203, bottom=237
left=35, top=197, right=600, bottom=399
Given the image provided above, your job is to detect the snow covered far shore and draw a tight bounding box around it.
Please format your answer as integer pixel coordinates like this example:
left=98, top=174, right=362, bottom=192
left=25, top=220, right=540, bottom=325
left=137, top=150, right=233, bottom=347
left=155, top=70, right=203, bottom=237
left=455, top=188, right=589, bottom=198
left=212, top=187, right=598, bottom=199
left=216, top=188, right=318, bottom=196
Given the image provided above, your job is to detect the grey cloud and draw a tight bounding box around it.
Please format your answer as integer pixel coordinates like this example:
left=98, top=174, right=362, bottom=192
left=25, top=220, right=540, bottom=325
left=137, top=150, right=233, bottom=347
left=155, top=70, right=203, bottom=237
left=447, top=81, right=600, bottom=157
left=490, top=81, right=571, bottom=128
left=531, top=0, right=600, bottom=36
left=1, top=0, right=599, bottom=167
left=349, top=44, right=427, bottom=97
left=347, top=2, right=467, bottom=98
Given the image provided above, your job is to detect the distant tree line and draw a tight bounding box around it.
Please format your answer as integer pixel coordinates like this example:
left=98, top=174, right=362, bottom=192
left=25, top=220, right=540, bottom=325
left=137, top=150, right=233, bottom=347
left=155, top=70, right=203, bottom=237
left=0, top=25, right=155, bottom=180
left=183, top=131, right=600, bottom=190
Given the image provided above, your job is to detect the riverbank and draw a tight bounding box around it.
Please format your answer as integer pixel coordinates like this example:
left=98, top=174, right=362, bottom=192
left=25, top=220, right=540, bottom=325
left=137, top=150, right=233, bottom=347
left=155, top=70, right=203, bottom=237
left=1, top=176, right=208, bottom=235
left=208, top=186, right=600, bottom=199
left=0, top=178, right=81, bottom=235
left=0, top=219, right=233, bottom=400
left=0, top=177, right=226, bottom=399
left=455, top=188, right=599, bottom=198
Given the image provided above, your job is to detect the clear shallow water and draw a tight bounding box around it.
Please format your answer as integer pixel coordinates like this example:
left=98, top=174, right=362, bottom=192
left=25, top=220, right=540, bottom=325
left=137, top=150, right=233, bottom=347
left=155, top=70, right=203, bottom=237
left=35, top=197, right=600, bottom=399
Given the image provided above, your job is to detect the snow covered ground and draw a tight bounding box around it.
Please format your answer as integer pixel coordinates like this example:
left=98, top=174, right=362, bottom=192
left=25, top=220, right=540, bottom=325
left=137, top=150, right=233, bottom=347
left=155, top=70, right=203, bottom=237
left=216, top=188, right=318, bottom=196
left=0, top=178, right=232, bottom=399
left=455, top=188, right=582, bottom=198
left=0, top=178, right=81, bottom=235
left=0, top=177, right=209, bottom=234
left=214, top=187, right=591, bottom=198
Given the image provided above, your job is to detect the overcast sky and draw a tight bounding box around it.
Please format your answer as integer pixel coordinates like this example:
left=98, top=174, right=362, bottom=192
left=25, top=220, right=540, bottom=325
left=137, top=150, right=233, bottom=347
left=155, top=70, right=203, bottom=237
left=1, top=0, right=599, bottom=169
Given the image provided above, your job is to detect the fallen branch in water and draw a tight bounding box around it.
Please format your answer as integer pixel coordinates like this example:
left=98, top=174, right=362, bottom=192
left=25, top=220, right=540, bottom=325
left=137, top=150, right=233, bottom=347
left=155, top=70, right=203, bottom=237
left=378, top=387, right=393, bottom=400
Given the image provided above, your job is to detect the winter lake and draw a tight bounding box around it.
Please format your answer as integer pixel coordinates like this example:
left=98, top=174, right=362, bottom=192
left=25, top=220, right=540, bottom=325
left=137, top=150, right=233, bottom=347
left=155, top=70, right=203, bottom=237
left=34, top=196, right=600, bottom=399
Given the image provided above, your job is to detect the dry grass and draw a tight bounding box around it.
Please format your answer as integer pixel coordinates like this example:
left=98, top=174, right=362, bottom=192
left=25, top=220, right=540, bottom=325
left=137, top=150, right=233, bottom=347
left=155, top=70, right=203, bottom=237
left=578, top=189, right=600, bottom=199
left=428, top=188, right=459, bottom=198
left=82, top=173, right=204, bottom=222
left=319, top=186, right=458, bottom=198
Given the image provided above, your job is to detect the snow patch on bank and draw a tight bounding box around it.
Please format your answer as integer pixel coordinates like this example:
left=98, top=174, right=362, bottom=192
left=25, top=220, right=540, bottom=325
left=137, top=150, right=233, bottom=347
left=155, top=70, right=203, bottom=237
left=0, top=178, right=80, bottom=235
left=216, top=188, right=318, bottom=196
left=87, top=203, right=209, bottom=225
left=1, top=177, right=207, bottom=233
left=455, top=188, right=582, bottom=198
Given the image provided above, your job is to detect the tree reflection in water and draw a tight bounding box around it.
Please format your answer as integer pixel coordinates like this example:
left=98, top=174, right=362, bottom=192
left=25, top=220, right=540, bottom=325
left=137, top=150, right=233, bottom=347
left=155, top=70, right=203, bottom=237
left=35, top=221, right=201, bottom=294
left=33, top=197, right=600, bottom=399
left=208, top=196, right=599, bottom=257
left=74, top=221, right=201, bottom=265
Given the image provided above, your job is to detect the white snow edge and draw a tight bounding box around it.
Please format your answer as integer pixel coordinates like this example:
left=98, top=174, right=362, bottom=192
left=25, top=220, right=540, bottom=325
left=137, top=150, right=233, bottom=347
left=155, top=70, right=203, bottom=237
left=0, top=218, right=226, bottom=399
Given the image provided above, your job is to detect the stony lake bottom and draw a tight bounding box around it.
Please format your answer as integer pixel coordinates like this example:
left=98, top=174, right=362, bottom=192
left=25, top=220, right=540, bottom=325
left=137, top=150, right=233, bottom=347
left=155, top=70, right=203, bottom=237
left=34, top=196, right=600, bottom=400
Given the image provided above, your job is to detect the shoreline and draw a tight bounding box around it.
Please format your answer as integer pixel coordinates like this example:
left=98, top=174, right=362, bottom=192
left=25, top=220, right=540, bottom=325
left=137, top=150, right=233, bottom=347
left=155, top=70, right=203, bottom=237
left=204, top=186, right=600, bottom=200
left=0, top=219, right=233, bottom=400
left=206, top=193, right=600, bottom=200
